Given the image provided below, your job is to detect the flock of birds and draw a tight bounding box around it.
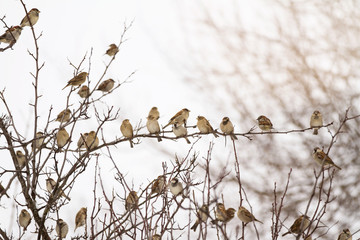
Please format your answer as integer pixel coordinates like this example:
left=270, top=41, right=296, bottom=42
left=1, top=8, right=349, bottom=240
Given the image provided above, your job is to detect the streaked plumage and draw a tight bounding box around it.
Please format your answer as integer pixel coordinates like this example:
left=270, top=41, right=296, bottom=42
left=151, top=175, right=166, bottom=195
left=62, top=72, right=88, bottom=90
left=46, top=178, right=71, bottom=201
left=105, top=44, right=119, bottom=56
left=19, top=209, right=31, bottom=230
left=197, top=116, right=219, bottom=137
left=120, top=119, right=134, bottom=148
left=125, top=191, right=139, bottom=211
left=312, top=147, right=341, bottom=170
left=0, top=26, right=22, bottom=44
left=220, top=117, right=238, bottom=140
left=16, top=150, right=26, bottom=169
left=77, top=85, right=90, bottom=98
left=169, top=178, right=183, bottom=197
left=20, top=8, right=40, bottom=27
left=74, top=207, right=87, bottom=232
left=172, top=122, right=191, bottom=144
left=97, top=79, right=115, bottom=92
left=212, top=203, right=236, bottom=223
left=257, top=115, right=273, bottom=131
left=237, top=206, right=263, bottom=224
left=147, top=115, right=162, bottom=142
left=56, top=219, right=69, bottom=238
left=310, top=110, right=323, bottom=135
left=191, top=205, right=209, bottom=231
left=84, top=131, right=99, bottom=150
left=282, top=215, right=310, bottom=236
left=338, top=229, right=352, bottom=240
left=163, top=108, right=190, bottom=129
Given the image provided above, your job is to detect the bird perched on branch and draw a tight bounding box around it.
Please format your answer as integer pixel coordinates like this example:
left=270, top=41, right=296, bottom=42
left=19, top=209, right=31, bottom=231
left=148, top=107, right=160, bottom=120
left=77, top=85, right=90, bottom=98
left=310, top=110, right=323, bottom=135
left=120, top=119, right=134, bottom=148
left=56, top=219, right=69, bottom=238
left=191, top=205, right=209, bottom=231
left=257, top=115, right=273, bottom=131
left=220, top=117, right=238, bottom=140
left=282, top=215, right=310, bottom=236
left=56, top=109, right=71, bottom=122
left=74, top=207, right=87, bottom=232
left=16, top=150, right=26, bottom=169
left=151, top=175, right=166, bottom=195
left=62, top=72, right=88, bottom=90
left=0, top=26, right=22, bottom=45
left=211, top=203, right=236, bottom=224
left=125, top=191, right=139, bottom=211
left=105, top=43, right=119, bottom=56
left=337, top=228, right=352, bottom=240
left=169, top=178, right=183, bottom=197
left=56, top=128, right=70, bottom=149
left=46, top=178, right=71, bottom=201
left=163, top=108, right=190, bottom=129
left=20, top=8, right=40, bottom=27
left=77, top=133, right=88, bottom=149
left=197, top=116, right=219, bottom=137
left=85, top=131, right=99, bottom=150
left=147, top=115, right=162, bottom=142
left=31, top=132, right=45, bottom=150
left=172, top=121, right=191, bottom=144
left=237, top=206, right=263, bottom=224
left=312, top=147, right=341, bottom=170
left=97, top=79, right=115, bottom=92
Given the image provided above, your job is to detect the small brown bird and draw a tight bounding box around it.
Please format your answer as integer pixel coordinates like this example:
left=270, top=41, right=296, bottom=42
left=257, top=115, right=273, bottom=131
left=197, top=116, right=219, bottom=137
left=0, top=26, right=22, bottom=44
left=16, top=150, right=26, bottom=169
left=74, top=207, right=87, bottom=232
left=32, top=131, right=45, bottom=150
left=46, top=178, right=71, bottom=201
left=147, top=115, right=162, bottom=142
left=105, top=44, right=119, bottom=56
left=77, top=85, right=90, bottom=98
left=237, top=206, right=263, bottom=224
left=151, top=175, right=166, bottom=195
left=0, top=182, right=9, bottom=198
left=148, top=107, right=160, bottom=120
left=56, top=219, right=69, bottom=238
left=56, top=109, right=71, bottom=122
left=169, top=178, right=183, bottom=197
left=220, top=117, right=238, bottom=140
left=120, top=119, right=134, bottom=148
left=152, top=234, right=161, bottom=240
left=312, top=147, right=341, bottom=170
left=125, top=191, right=139, bottom=211
left=56, top=128, right=70, bottom=149
left=77, top=133, right=88, bottom=149
left=338, top=228, right=352, bottom=240
left=62, top=72, right=88, bottom=90
left=85, top=131, right=99, bottom=150
left=19, top=209, right=31, bottom=231
left=310, top=110, right=323, bottom=135
left=212, top=203, right=236, bottom=224
left=163, top=108, right=190, bottom=129
left=282, top=215, right=310, bottom=236
left=191, top=205, right=209, bottom=231
left=20, top=8, right=40, bottom=27
left=172, top=122, right=191, bottom=144
left=97, top=79, right=115, bottom=92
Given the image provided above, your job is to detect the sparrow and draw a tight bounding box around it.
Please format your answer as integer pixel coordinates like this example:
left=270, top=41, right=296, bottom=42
left=338, top=228, right=352, bottom=240
left=152, top=234, right=161, bottom=240
left=197, top=116, right=219, bottom=137
left=169, top=178, right=183, bottom=197
left=56, top=219, right=69, bottom=238
left=0, top=182, right=9, bottom=198
left=19, top=209, right=31, bottom=231
left=151, top=175, right=166, bottom=195
left=16, top=150, right=26, bottom=169
left=20, top=8, right=40, bottom=27
left=0, top=26, right=22, bottom=44
left=312, top=147, right=341, bottom=170
left=237, top=206, right=263, bottom=224
left=191, top=205, right=209, bottom=231
left=125, top=191, right=139, bottom=211
left=220, top=117, right=238, bottom=140
left=310, top=110, right=323, bottom=135
left=97, top=79, right=115, bottom=92
left=257, top=115, right=273, bottom=131
left=56, top=128, right=70, bottom=148
left=85, top=131, right=99, bottom=150
left=31, top=131, right=45, bottom=149
left=46, top=178, right=71, bottom=201
left=163, top=108, right=190, bottom=129
left=77, top=85, right=90, bottom=98
left=146, top=115, right=162, bottom=142
left=105, top=44, right=119, bottom=56
left=120, top=119, right=134, bottom=148
left=56, top=109, right=71, bottom=122
left=62, top=72, right=88, bottom=90
left=148, top=107, right=160, bottom=120
left=77, top=133, right=88, bottom=149
left=212, top=203, right=236, bottom=224
left=282, top=215, right=310, bottom=236
left=74, top=207, right=87, bottom=232
left=172, top=122, right=191, bottom=144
